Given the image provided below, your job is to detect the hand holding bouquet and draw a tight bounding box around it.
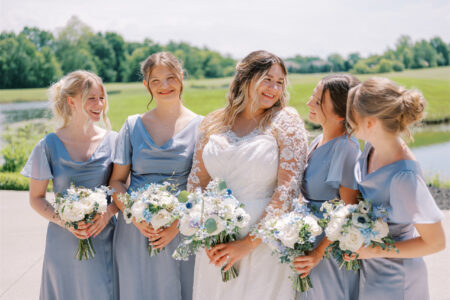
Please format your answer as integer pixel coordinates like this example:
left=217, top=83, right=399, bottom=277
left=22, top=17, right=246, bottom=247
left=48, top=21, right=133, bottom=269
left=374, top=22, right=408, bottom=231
left=119, top=182, right=186, bottom=256
left=320, top=199, right=398, bottom=271
left=253, top=206, right=322, bottom=293
left=54, top=184, right=111, bottom=260
left=173, top=178, right=250, bottom=282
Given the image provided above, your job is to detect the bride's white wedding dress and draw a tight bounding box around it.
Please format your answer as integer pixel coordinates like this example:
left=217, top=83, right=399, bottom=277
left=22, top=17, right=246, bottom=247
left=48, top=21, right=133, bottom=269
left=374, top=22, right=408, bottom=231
left=187, top=107, right=308, bottom=300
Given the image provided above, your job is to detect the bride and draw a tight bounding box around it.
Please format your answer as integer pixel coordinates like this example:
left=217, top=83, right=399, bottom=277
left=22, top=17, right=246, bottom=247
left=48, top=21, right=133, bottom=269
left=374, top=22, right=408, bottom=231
left=187, top=50, right=308, bottom=300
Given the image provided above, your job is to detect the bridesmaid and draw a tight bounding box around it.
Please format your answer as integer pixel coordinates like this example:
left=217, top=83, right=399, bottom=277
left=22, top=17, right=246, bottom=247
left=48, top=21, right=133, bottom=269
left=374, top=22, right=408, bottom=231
left=21, top=70, right=118, bottom=300
left=293, top=74, right=361, bottom=300
left=346, top=77, right=445, bottom=299
left=109, top=52, right=202, bottom=300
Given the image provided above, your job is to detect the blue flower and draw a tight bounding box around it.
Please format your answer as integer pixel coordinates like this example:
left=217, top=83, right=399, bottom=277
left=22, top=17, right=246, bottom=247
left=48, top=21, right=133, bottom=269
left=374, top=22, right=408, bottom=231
left=143, top=210, right=153, bottom=223
left=186, top=202, right=193, bottom=209
left=226, top=189, right=232, bottom=195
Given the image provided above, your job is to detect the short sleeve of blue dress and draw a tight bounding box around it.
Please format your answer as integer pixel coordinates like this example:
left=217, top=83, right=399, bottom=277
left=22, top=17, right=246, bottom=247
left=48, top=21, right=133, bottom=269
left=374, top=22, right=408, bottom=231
left=114, top=115, right=135, bottom=165
left=326, top=136, right=360, bottom=190
left=390, top=170, right=444, bottom=224
left=21, top=138, right=53, bottom=180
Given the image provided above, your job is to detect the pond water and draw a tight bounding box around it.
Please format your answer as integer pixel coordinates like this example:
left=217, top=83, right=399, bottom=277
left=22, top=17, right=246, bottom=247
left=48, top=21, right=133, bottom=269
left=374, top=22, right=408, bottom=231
left=412, top=142, right=450, bottom=181
left=0, top=101, right=449, bottom=181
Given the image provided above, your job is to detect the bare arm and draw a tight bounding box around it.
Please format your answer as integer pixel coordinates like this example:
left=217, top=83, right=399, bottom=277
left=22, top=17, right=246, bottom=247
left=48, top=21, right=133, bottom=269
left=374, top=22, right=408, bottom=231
left=29, top=179, right=89, bottom=239
left=109, top=163, right=131, bottom=212
left=357, top=221, right=445, bottom=259
left=29, top=178, right=61, bottom=225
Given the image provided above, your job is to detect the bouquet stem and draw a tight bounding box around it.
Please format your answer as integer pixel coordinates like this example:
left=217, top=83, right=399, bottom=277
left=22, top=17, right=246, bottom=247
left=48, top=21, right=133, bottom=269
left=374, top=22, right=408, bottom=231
left=294, top=274, right=313, bottom=293
left=214, top=232, right=239, bottom=282
left=75, top=238, right=96, bottom=260
left=339, top=259, right=360, bottom=272
left=148, top=241, right=163, bottom=257
left=221, top=265, right=239, bottom=282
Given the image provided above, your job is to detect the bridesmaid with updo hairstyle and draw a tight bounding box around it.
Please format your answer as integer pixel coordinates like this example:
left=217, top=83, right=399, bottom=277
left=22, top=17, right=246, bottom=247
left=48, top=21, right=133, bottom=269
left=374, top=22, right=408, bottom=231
left=21, top=70, right=118, bottom=300
left=293, top=74, right=361, bottom=300
left=110, top=52, right=202, bottom=300
left=346, top=77, right=445, bottom=300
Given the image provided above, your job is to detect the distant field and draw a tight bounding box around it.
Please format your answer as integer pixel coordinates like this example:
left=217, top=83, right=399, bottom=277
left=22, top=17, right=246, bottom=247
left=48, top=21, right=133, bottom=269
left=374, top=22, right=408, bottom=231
left=1, top=66, right=449, bottom=131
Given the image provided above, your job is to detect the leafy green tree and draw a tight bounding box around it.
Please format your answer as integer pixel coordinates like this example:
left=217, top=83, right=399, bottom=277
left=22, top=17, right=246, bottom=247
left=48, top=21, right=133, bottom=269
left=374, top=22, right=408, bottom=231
left=105, top=32, right=127, bottom=81
left=20, top=27, right=54, bottom=50
left=327, top=53, right=345, bottom=72
left=54, top=16, right=96, bottom=74
left=412, top=40, right=437, bottom=68
left=430, top=37, right=449, bottom=66
left=88, top=33, right=116, bottom=82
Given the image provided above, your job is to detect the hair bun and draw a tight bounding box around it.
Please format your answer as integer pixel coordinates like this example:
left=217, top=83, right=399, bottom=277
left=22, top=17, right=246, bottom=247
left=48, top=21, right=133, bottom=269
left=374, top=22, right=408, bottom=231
left=400, top=88, right=426, bottom=127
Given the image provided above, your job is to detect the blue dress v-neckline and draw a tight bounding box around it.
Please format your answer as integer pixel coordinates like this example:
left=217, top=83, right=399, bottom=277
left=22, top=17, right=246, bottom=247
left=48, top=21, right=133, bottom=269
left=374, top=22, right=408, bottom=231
left=50, top=131, right=111, bottom=163
left=137, top=115, right=201, bottom=149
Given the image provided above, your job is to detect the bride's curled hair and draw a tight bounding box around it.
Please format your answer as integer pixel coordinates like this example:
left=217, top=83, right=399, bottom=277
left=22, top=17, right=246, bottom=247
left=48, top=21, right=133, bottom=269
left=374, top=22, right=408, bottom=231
left=200, top=50, right=289, bottom=139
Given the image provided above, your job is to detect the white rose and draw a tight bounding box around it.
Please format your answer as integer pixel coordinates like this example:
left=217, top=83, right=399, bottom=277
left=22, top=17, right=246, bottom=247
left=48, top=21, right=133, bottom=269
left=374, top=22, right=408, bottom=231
left=179, top=211, right=201, bottom=236
left=321, top=201, right=333, bottom=213
left=131, top=201, right=146, bottom=222
left=97, top=198, right=108, bottom=214
left=372, top=220, right=389, bottom=243
left=276, top=219, right=299, bottom=249
left=304, top=215, right=322, bottom=236
left=334, top=206, right=351, bottom=219
left=340, top=227, right=365, bottom=252
left=61, top=202, right=86, bottom=222
left=325, top=218, right=345, bottom=242
left=151, top=209, right=172, bottom=229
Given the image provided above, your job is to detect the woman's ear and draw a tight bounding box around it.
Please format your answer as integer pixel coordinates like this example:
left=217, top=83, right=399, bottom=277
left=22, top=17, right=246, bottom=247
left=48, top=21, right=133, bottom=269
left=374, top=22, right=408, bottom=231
left=366, top=116, right=377, bottom=129
left=67, top=96, right=75, bottom=109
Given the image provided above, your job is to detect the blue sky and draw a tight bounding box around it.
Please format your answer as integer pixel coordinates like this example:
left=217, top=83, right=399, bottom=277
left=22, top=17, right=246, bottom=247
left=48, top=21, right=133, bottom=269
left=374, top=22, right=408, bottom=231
left=1, top=0, right=449, bottom=59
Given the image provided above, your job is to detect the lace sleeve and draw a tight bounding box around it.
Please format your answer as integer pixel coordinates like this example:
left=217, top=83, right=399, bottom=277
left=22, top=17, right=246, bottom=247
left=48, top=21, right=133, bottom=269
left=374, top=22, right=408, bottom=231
left=187, top=131, right=212, bottom=192
left=266, top=107, right=308, bottom=214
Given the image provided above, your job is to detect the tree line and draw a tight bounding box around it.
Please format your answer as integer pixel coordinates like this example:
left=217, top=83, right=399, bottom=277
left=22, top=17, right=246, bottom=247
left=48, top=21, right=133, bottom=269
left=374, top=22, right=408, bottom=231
left=1, top=16, right=449, bottom=89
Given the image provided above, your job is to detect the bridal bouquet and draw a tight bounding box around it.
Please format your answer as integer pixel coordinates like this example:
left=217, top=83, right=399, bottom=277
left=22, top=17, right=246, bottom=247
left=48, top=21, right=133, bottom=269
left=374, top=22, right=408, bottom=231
left=119, top=182, right=188, bottom=256
left=54, top=184, right=111, bottom=260
left=253, top=206, right=322, bottom=293
left=173, top=178, right=251, bottom=282
left=320, top=199, right=398, bottom=271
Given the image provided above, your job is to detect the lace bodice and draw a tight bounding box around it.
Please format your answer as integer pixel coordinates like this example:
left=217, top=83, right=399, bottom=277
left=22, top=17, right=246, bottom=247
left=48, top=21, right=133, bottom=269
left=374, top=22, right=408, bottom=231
left=187, top=107, right=308, bottom=233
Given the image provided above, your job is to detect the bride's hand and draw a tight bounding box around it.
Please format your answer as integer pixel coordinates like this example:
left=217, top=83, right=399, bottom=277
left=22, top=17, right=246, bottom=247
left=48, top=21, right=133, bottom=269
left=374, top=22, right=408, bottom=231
left=208, top=236, right=254, bottom=271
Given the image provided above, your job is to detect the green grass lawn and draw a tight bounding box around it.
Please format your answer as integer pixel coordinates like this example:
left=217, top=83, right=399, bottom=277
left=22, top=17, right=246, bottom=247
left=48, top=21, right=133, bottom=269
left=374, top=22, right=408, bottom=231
left=1, top=66, right=449, bottom=132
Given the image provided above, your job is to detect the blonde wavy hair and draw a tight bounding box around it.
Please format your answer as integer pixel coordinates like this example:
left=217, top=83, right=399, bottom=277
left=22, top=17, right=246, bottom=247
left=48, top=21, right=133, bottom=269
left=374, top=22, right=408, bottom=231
left=347, top=77, right=426, bottom=140
left=200, top=50, right=289, bottom=139
left=48, top=70, right=110, bottom=130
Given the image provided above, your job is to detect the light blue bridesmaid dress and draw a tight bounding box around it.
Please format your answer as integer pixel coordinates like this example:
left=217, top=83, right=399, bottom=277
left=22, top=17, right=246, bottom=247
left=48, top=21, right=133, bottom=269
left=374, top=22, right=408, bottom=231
left=113, top=114, right=202, bottom=300
left=355, top=143, right=444, bottom=300
left=299, top=134, right=361, bottom=300
left=21, top=131, right=118, bottom=300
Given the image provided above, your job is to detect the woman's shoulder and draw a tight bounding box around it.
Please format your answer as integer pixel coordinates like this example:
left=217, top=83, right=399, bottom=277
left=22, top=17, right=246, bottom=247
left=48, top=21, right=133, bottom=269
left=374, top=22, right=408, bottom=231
left=271, top=106, right=305, bottom=132
left=333, top=135, right=360, bottom=152
left=274, top=106, right=301, bottom=119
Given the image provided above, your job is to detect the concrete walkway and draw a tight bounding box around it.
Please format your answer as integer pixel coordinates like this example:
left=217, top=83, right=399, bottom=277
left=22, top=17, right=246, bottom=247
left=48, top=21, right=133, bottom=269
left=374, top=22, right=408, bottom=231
left=1, top=190, right=449, bottom=299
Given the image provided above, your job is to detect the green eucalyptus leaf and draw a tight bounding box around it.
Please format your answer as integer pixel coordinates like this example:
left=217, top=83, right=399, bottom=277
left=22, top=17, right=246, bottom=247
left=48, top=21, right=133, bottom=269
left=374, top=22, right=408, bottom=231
left=205, top=218, right=218, bottom=234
